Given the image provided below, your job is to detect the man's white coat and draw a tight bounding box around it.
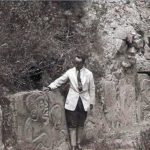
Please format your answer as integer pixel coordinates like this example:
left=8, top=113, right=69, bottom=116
left=48, top=67, right=95, bottom=111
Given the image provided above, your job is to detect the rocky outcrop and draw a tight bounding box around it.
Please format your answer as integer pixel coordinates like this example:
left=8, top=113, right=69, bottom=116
left=82, top=0, right=150, bottom=149
left=83, top=0, right=150, bottom=129
left=0, top=106, right=4, bottom=150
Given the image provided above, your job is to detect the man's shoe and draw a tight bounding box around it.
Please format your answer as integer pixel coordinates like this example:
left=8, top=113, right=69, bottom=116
left=77, top=144, right=83, bottom=150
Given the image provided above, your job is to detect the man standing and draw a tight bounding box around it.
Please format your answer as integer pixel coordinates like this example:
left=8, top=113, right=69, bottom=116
left=45, top=54, right=95, bottom=150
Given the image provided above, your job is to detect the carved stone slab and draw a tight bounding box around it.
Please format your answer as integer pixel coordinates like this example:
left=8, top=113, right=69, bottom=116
left=103, top=81, right=117, bottom=108
left=0, top=106, right=4, bottom=150
left=8, top=90, right=69, bottom=150
left=118, top=79, right=137, bottom=126
left=102, top=77, right=137, bottom=129
left=138, top=74, right=150, bottom=121
left=102, top=80, right=120, bottom=129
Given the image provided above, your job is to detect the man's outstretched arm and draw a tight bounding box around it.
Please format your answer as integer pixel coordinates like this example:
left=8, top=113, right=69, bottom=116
left=48, top=71, right=69, bottom=90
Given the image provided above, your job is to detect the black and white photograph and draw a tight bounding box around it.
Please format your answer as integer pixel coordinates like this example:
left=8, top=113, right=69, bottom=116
left=0, top=0, right=150, bottom=150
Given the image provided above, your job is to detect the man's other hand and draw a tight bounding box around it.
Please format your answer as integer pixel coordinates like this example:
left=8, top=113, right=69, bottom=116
left=43, top=87, right=51, bottom=92
left=90, top=104, right=93, bottom=110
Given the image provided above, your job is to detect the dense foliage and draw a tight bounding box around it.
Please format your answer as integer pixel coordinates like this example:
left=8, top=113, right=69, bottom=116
left=0, top=1, right=101, bottom=96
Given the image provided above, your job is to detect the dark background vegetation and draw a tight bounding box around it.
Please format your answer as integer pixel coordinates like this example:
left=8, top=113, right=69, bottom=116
left=0, top=1, right=102, bottom=97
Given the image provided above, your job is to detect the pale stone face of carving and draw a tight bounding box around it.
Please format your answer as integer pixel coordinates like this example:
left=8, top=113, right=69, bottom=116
left=0, top=107, right=3, bottom=148
left=36, top=97, right=49, bottom=121
left=50, top=104, right=62, bottom=129
left=25, top=93, right=49, bottom=122
left=121, top=46, right=137, bottom=69
left=138, top=75, right=150, bottom=121
left=127, top=47, right=136, bottom=65
left=8, top=91, right=69, bottom=150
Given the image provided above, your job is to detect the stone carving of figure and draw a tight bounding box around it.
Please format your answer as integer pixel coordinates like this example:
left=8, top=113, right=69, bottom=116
left=23, top=91, right=65, bottom=150
left=121, top=32, right=137, bottom=70
left=24, top=92, right=51, bottom=149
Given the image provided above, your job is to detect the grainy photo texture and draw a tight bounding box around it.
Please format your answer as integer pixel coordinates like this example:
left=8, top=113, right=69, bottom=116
left=0, top=0, right=150, bottom=150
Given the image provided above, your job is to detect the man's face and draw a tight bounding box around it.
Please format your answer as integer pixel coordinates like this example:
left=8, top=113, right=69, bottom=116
left=74, top=57, right=84, bottom=70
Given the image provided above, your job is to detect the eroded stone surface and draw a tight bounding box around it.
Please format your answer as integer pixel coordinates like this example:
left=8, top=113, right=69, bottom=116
left=118, top=78, right=136, bottom=126
left=0, top=106, right=4, bottom=150
left=0, top=1, right=150, bottom=149
left=138, top=74, right=150, bottom=121
left=6, top=90, right=69, bottom=150
left=136, top=55, right=150, bottom=72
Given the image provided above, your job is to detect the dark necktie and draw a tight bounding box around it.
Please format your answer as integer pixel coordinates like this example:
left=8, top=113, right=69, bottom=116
left=77, top=70, right=82, bottom=92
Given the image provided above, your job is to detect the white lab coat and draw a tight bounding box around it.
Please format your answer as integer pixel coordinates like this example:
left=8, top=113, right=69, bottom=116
left=48, top=67, right=95, bottom=111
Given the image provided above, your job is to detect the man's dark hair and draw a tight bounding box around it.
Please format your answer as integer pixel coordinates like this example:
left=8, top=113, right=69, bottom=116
left=76, top=53, right=86, bottom=64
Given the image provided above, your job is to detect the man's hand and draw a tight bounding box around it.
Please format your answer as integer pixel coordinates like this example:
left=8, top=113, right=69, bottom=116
left=90, top=104, right=93, bottom=110
left=43, top=87, right=52, bottom=92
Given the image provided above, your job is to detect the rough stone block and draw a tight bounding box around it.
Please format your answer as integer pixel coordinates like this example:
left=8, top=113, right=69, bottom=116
left=103, top=80, right=117, bottom=108
left=138, top=74, right=150, bottom=121
left=101, top=77, right=137, bottom=129
left=0, top=106, right=4, bottom=150
left=1, top=90, right=69, bottom=150
left=118, top=79, right=136, bottom=126
left=136, top=55, right=150, bottom=73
